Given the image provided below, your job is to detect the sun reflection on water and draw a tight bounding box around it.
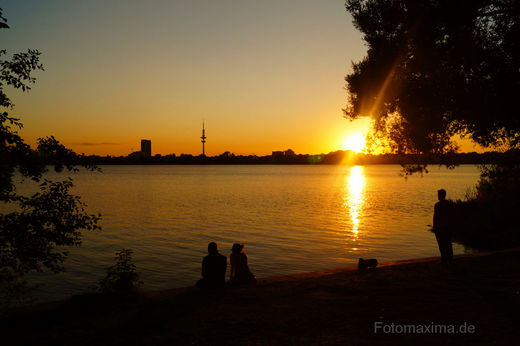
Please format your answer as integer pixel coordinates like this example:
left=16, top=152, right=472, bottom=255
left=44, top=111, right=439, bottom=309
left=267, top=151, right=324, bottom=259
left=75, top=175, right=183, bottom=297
left=344, top=166, right=366, bottom=239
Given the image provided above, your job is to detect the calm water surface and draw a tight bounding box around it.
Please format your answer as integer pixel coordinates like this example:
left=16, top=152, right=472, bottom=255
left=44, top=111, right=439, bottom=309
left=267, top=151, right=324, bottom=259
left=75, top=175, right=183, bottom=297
left=20, top=165, right=480, bottom=301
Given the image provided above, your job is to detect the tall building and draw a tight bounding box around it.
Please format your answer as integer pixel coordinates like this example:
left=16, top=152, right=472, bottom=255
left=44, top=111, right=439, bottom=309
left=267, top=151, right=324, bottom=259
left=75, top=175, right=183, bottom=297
left=141, top=139, right=151, bottom=158
left=201, top=122, right=207, bottom=156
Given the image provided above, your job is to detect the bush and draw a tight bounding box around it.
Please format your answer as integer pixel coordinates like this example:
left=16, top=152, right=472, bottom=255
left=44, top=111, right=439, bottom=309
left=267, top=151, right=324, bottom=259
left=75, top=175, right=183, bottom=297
left=451, top=164, right=520, bottom=250
left=96, top=249, right=142, bottom=294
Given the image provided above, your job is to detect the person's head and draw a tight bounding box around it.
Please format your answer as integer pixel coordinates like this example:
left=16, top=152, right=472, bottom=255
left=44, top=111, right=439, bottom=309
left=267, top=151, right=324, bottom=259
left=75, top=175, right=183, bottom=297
left=208, top=242, right=218, bottom=255
left=437, top=189, right=446, bottom=201
left=232, top=243, right=244, bottom=254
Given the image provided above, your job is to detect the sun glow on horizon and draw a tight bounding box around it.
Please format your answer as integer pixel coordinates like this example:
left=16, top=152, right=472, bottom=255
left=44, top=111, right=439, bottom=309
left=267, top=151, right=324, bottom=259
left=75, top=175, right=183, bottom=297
left=342, top=133, right=366, bottom=153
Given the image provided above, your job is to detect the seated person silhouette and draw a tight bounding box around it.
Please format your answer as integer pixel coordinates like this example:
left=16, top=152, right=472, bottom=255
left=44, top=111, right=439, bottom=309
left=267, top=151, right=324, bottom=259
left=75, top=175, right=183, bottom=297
left=229, top=243, right=256, bottom=285
left=432, top=189, right=454, bottom=263
left=197, top=242, right=227, bottom=288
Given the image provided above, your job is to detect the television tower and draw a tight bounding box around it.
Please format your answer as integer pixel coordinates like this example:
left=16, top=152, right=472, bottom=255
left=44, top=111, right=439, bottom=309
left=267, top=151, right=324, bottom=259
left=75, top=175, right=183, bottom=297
left=201, top=121, right=207, bottom=156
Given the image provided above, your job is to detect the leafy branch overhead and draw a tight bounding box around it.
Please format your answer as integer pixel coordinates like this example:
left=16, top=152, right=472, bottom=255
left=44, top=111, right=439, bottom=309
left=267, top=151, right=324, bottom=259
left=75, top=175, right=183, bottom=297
left=345, top=0, right=520, bottom=159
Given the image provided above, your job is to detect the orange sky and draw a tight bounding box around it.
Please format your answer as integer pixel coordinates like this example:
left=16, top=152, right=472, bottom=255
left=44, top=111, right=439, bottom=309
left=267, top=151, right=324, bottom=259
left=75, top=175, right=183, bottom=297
left=3, top=1, right=484, bottom=156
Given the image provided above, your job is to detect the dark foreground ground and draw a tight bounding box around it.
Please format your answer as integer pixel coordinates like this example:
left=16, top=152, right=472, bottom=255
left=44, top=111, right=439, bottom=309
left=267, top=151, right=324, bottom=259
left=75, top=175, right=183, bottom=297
left=2, top=249, right=519, bottom=345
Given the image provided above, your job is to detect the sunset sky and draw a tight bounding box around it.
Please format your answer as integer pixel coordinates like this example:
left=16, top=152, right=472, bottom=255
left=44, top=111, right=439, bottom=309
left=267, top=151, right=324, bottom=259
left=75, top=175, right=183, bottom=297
left=2, top=0, right=481, bottom=156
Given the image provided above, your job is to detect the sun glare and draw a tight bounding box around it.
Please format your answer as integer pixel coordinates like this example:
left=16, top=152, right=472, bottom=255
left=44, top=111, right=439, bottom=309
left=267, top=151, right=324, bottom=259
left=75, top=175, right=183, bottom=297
left=343, top=166, right=365, bottom=239
left=342, top=133, right=366, bottom=153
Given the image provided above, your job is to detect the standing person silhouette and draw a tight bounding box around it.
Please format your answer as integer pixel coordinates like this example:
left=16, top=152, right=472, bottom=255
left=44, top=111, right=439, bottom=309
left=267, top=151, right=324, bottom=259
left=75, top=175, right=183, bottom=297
left=433, top=189, right=454, bottom=263
left=197, top=242, right=227, bottom=288
left=229, top=243, right=256, bottom=285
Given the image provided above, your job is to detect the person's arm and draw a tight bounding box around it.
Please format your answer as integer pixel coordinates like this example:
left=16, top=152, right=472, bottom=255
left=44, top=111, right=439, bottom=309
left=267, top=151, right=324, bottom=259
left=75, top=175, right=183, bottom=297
left=243, top=253, right=255, bottom=281
left=229, top=254, right=235, bottom=280
left=219, top=255, right=227, bottom=281
left=433, top=203, right=439, bottom=232
left=242, top=253, right=252, bottom=272
left=202, top=257, right=207, bottom=278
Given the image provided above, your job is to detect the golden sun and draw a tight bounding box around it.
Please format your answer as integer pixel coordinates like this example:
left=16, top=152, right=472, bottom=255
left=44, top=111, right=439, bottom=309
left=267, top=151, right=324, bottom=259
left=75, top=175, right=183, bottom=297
left=342, top=133, right=366, bottom=153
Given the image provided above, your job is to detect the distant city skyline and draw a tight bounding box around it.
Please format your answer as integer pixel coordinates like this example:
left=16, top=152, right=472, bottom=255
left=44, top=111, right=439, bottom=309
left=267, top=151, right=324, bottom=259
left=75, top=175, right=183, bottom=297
left=2, top=1, right=484, bottom=156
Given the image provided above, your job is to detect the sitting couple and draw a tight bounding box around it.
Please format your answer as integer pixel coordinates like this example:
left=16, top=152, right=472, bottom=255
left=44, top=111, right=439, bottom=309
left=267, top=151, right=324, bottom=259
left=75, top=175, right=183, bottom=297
left=197, top=242, right=256, bottom=288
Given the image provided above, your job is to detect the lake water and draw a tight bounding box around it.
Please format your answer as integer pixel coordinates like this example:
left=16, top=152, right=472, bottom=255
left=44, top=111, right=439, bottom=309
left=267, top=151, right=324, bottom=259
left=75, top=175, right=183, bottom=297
left=18, top=165, right=480, bottom=301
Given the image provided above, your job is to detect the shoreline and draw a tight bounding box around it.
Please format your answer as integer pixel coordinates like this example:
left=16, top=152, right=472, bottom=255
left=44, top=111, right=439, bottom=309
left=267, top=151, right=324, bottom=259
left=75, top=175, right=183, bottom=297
left=6, top=249, right=516, bottom=307
left=135, top=248, right=515, bottom=300
left=3, top=248, right=519, bottom=344
left=17, top=251, right=485, bottom=307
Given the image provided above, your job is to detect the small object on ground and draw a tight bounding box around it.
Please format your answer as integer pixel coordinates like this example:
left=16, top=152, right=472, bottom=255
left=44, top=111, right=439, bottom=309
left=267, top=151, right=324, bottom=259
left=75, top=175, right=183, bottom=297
left=358, top=258, right=378, bottom=270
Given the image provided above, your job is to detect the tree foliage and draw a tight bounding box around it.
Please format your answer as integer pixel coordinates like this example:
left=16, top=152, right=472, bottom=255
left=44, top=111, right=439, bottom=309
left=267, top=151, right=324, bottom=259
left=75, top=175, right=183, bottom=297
left=0, top=8, right=100, bottom=305
left=344, top=0, right=520, bottom=163
left=343, top=1, right=520, bottom=247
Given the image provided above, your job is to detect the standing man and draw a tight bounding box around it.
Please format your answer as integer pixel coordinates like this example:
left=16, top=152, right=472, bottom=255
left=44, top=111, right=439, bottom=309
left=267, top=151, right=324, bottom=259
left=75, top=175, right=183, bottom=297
left=433, top=189, right=454, bottom=263
left=197, top=242, right=227, bottom=288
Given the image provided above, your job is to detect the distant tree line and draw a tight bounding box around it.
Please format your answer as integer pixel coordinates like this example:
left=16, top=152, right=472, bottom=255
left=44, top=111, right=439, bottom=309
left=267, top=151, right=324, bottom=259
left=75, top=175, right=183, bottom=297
left=74, top=149, right=520, bottom=166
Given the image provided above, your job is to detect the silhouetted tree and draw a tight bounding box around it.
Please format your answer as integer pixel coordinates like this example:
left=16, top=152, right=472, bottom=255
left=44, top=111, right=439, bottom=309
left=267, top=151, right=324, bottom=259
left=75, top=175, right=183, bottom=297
left=344, top=0, right=520, bottom=172
left=0, top=8, right=100, bottom=305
